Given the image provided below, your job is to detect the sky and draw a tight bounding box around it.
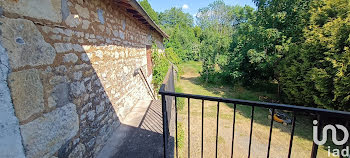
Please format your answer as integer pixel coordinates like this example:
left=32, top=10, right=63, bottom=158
left=147, top=0, right=256, bottom=16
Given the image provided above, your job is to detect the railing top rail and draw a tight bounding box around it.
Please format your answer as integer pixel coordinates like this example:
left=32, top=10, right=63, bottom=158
left=159, top=84, right=350, bottom=118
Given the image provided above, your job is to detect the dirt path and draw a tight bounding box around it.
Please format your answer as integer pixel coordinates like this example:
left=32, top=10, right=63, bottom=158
left=176, top=62, right=335, bottom=158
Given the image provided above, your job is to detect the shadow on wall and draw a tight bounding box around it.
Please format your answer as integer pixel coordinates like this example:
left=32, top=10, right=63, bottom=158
left=5, top=42, right=154, bottom=157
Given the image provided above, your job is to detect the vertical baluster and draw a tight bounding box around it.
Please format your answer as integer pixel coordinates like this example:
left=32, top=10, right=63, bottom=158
left=267, top=109, right=275, bottom=158
left=231, top=104, right=237, bottom=158
left=188, top=98, right=190, bottom=158
left=215, top=102, right=220, bottom=158
left=248, top=106, right=254, bottom=158
left=161, top=94, right=168, bottom=158
left=288, top=112, right=296, bottom=158
left=175, top=97, right=178, bottom=158
left=201, top=100, right=204, bottom=158
left=311, top=115, right=321, bottom=158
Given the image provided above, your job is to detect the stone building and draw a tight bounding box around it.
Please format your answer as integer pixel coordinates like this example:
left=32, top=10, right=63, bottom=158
left=0, top=0, right=168, bottom=157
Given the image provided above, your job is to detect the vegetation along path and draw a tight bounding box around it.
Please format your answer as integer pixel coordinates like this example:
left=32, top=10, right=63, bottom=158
left=175, top=61, right=338, bottom=158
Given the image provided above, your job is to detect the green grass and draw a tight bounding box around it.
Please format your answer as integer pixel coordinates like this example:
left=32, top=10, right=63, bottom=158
left=175, top=61, right=340, bottom=158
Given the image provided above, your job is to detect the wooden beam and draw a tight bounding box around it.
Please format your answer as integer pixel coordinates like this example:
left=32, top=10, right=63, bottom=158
left=127, top=9, right=138, bottom=14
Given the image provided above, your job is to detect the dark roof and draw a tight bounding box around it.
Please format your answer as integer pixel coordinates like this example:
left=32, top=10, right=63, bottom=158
left=115, top=0, right=169, bottom=39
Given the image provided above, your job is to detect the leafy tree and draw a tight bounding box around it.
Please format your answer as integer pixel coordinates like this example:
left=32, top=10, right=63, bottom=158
left=139, top=0, right=159, bottom=24
left=280, top=0, right=350, bottom=110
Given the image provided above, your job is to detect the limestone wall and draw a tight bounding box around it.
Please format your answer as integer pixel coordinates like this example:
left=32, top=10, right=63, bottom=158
left=0, top=0, right=164, bottom=157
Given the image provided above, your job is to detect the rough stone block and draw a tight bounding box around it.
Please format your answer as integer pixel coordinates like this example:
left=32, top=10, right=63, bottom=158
left=20, top=103, right=79, bottom=158
left=63, top=53, right=78, bottom=63
left=70, top=81, right=86, bottom=97
left=68, top=143, right=85, bottom=158
left=0, top=43, right=26, bottom=158
left=9, top=69, right=44, bottom=122
left=0, top=17, right=56, bottom=69
left=48, top=83, right=70, bottom=108
left=54, top=43, right=72, bottom=53
left=0, top=0, right=62, bottom=23
left=75, top=4, right=90, bottom=19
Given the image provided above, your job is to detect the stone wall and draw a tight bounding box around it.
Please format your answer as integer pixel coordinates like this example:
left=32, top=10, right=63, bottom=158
left=0, top=0, right=164, bottom=157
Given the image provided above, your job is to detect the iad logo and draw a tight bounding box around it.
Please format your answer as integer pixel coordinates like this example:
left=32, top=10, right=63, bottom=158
left=313, top=120, right=349, bottom=146
left=313, top=120, right=349, bottom=157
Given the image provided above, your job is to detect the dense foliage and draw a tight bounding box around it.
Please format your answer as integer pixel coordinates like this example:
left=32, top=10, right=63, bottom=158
left=140, top=0, right=350, bottom=111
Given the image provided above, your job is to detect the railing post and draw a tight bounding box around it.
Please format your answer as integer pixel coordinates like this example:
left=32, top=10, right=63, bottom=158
left=161, top=93, right=169, bottom=158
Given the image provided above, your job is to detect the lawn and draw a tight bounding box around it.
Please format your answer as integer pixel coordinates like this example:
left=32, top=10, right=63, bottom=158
left=174, top=61, right=339, bottom=158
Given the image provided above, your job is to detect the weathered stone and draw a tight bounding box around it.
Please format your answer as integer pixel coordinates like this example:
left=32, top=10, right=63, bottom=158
left=61, top=0, right=70, bottom=21
left=0, top=18, right=56, bottom=69
left=81, top=53, right=89, bottom=62
left=63, top=53, right=78, bottom=63
left=75, top=4, right=90, bottom=19
left=54, top=43, right=73, bottom=53
left=96, top=103, right=105, bottom=114
left=70, top=81, right=86, bottom=97
left=50, top=35, right=62, bottom=40
left=72, top=44, right=84, bottom=52
left=73, top=71, right=82, bottom=81
left=20, top=103, right=79, bottom=158
left=68, top=143, right=85, bottom=158
left=0, top=41, right=26, bottom=158
left=113, top=30, right=119, bottom=37
left=49, top=75, right=68, bottom=85
left=119, top=30, right=125, bottom=40
left=48, top=83, right=70, bottom=108
left=82, top=20, right=90, bottom=30
left=9, top=69, right=44, bottom=121
left=0, top=0, right=62, bottom=23
left=97, top=9, right=104, bottom=24
left=65, top=14, right=81, bottom=28
left=87, top=110, right=95, bottom=121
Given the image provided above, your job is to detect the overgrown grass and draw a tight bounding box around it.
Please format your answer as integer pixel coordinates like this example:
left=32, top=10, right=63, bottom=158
left=175, top=61, right=339, bottom=158
left=175, top=86, right=185, bottom=111
left=177, top=122, right=185, bottom=149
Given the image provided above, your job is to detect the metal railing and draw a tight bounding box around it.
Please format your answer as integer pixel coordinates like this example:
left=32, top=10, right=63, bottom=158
left=134, top=67, right=156, bottom=99
left=159, top=87, right=350, bottom=158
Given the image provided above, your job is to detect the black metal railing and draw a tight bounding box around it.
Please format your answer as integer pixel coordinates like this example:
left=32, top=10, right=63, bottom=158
left=159, top=87, right=350, bottom=158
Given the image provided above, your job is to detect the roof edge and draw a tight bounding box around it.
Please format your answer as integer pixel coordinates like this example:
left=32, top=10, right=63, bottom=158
left=127, top=0, right=169, bottom=39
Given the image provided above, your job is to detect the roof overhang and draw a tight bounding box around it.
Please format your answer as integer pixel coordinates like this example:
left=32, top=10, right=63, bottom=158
left=114, top=0, right=169, bottom=39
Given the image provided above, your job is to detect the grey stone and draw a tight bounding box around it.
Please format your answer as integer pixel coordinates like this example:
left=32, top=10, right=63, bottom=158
left=119, top=30, right=125, bottom=40
left=55, top=65, right=67, bottom=74
left=0, top=18, right=56, bottom=69
left=54, top=43, right=72, bottom=53
left=49, top=75, right=68, bottom=85
left=0, top=41, right=26, bottom=158
left=122, top=19, right=126, bottom=30
left=75, top=4, right=89, bottom=19
left=73, top=71, right=82, bottom=81
left=63, top=53, right=78, bottom=63
left=0, top=0, right=62, bottom=23
left=20, top=103, right=79, bottom=158
left=87, top=110, right=95, bottom=121
left=113, top=30, right=119, bottom=38
left=68, top=143, right=85, bottom=158
left=96, top=103, right=105, bottom=114
left=70, top=81, right=86, bottom=97
left=81, top=53, right=89, bottom=62
left=97, top=9, right=104, bottom=24
left=82, top=20, right=90, bottom=30
left=61, top=0, right=70, bottom=21
left=72, top=44, right=84, bottom=52
left=48, top=83, right=70, bottom=108
left=9, top=69, right=44, bottom=121
left=0, top=7, right=3, bottom=17
left=65, top=14, right=81, bottom=28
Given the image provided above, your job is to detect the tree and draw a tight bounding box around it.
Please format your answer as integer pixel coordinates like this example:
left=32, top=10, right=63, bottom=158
left=138, top=0, right=159, bottom=24
left=280, top=0, right=350, bottom=110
